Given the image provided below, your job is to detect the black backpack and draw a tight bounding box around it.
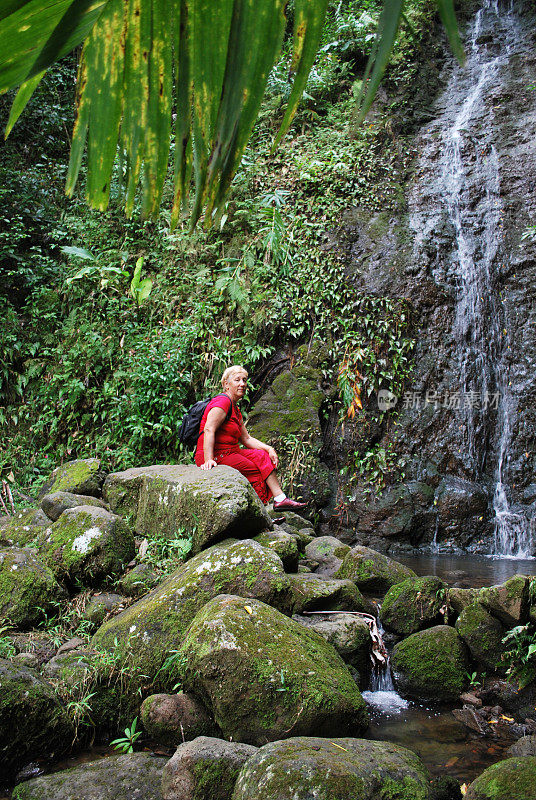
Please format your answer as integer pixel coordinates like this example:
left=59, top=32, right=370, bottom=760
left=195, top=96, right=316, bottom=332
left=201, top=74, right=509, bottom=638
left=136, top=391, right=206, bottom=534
left=178, top=394, right=233, bottom=449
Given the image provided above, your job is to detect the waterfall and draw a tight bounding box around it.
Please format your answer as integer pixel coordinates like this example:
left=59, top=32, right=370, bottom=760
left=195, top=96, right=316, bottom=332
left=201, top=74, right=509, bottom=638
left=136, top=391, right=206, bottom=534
left=362, top=613, right=408, bottom=712
left=410, top=0, right=533, bottom=557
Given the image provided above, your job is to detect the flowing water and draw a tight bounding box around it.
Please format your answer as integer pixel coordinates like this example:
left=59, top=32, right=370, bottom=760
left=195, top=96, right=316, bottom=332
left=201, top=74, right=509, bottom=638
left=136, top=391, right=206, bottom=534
left=410, top=0, right=534, bottom=557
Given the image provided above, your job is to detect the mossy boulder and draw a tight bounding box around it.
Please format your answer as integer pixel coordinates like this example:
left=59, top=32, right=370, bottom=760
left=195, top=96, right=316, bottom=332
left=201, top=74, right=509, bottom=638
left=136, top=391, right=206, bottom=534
left=465, top=756, right=536, bottom=800
left=117, top=563, right=159, bottom=597
left=141, top=693, right=219, bottom=747
left=304, top=536, right=350, bottom=576
left=381, top=576, right=448, bottom=637
left=41, top=491, right=107, bottom=522
left=288, top=573, right=374, bottom=615
left=176, top=594, right=369, bottom=745
left=0, top=547, right=66, bottom=628
left=448, top=587, right=480, bottom=617
left=335, top=545, right=417, bottom=594
left=105, top=465, right=272, bottom=554
left=478, top=575, right=530, bottom=627
left=3, top=508, right=50, bottom=547
left=391, top=625, right=469, bottom=702
left=455, top=602, right=508, bottom=675
left=254, top=529, right=299, bottom=571
left=42, top=505, right=134, bottom=586
left=83, top=593, right=129, bottom=627
left=37, top=458, right=104, bottom=500
left=0, top=659, right=73, bottom=782
left=232, top=736, right=431, bottom=800
left=162, top=736, right=257, bottom=800
left=91, top=539, right=291, bottom=682
left=293, top=612, right=372, bottom=681
left=12, top=752, right=167, bottom=800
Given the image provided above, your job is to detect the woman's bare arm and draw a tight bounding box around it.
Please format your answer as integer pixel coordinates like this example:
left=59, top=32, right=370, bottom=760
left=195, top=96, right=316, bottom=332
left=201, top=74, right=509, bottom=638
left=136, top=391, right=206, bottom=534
left=201, top=407, right=227, bottom=469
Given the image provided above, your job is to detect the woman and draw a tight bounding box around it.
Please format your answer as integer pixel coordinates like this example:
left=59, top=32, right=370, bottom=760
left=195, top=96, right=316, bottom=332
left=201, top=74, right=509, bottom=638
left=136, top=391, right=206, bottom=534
left=194, top=365, right=307, bottom=511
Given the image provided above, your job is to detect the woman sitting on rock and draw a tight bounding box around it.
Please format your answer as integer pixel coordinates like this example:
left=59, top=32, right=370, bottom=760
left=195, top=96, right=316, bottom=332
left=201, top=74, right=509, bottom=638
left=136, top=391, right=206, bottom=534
left=195, top=365, right=306, bottom=511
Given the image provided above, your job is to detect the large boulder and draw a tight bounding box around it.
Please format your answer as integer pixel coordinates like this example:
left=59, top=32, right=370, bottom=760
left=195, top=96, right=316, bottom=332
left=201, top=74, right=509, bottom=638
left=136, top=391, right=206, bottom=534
left=92, top=540, right=291, bottom=682
left=104, top=465, right=272, bottom=554
left=42, top=506, right=134, bottom=586
left=478, top=576, right=530, bottom=628
left=0, top=547, right=66, bottom=629
left=37, top=458, right=104, bottom=500
left=293, top=612, right=372, bottom=681
left=162, top=736, right=257, bottom=800
left=176, top=594, right=368, bottom=745
left=0, top=659, right=73, bottom=782
left=335, top=545, right=417, bottom=594
left=254, top=529, right=299, bottom=571
left=12, top=752, right=167, bottom=800
left=391, top=625, right=469, bottom=702
left=455, top=602, right=508, bottom=675
left=232, top=737, right=431, bottom=800
left=304, top=536, right=350, bottom=576
left=465, top=756, right=536, bottom=800
left=40, top=491, right=107, bottom=522
left=288, top=573, right=373, bottom=615
left=448, top=587, right=480, bottom=617
left=141, top=693, right=219, bottom=747
left=381, top=576, right=449, bottom=637
left=3, top=508, right=50, bottom=547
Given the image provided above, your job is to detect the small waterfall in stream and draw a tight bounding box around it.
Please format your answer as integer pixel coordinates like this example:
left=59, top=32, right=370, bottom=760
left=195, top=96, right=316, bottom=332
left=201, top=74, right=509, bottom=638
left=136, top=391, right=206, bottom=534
left=411, top=0, right=533, bottom=557
left=362, top=615, right=408, bottom=713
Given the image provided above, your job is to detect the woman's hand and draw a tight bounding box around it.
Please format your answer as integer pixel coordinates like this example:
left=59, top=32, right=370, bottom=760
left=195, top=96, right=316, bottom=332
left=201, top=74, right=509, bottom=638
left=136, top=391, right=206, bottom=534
left=200, top=459, right=217, bottom=470
left=267, top=446, right=279, bottom=468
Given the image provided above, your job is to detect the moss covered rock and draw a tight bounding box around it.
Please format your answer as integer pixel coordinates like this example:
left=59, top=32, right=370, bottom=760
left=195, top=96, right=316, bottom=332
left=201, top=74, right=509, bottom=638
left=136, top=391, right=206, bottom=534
left=0, top=659, right=73, bottom=782
left=3, top=508, right=50, bottom=547
left=391, top=625, right=469, bottom=702
left=83, top=593, right=129, bottom=627
left=41, top=491, right=107, bottom=522
left=335, top=545, right=417, bottom=594
left=448, top=587, right=480, bottom=617
left=105, top=465, right=272, bottom=554
left=232, top=736, right=430, bottom=800
left=117, top=563, right=159, bottom=597
left=162, top=736, right=257, bottom=800
left=288, top=573, right=374, bottom=615
left=141, top=693, right=219, bottom=747
left=304, top=536, right=350, bottom=576
left=478, top=575, right=530, bottom=627
left=42, top=505, right=134, bottom=586
left=254, top=529, right=299, bottom=571
left=381, top=576, right=448, bottom=637
left=91, top=540, right=291, bottom=682
left=455, top=602, right=507, bottom=675
left=465, top=756, right=536, bottom=800
left=293, top=612, right=372, bottom=681
left=12, top=752, right=167, bottom=800
left=37, top=458, right=104, bottom=500
left=176, top=594, right=368, bottom=745
left=0, top=547, right=66, bottom=628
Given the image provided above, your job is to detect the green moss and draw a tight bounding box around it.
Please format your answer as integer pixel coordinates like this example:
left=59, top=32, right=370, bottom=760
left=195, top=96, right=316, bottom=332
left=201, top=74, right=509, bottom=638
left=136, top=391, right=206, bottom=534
left=466, top=756, right=536, bottom=799
left=335, top=547, right=416, bottom=594
left=381, top=576, right=447, bottom=637
left=38, top=459, right=102, bottom=499
left=0, top=547, right=65, bottom=628
left=391, top=625, right=468, bottom=702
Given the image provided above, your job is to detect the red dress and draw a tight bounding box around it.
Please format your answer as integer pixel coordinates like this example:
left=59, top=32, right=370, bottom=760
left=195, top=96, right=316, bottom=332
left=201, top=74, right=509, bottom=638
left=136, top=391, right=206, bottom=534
left=194, top=395, right=274, bottom=504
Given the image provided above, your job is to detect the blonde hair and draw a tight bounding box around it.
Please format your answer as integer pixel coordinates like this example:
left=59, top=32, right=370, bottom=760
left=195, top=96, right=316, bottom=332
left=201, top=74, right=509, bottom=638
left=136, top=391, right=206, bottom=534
left=221, top=365, right=248, bottom=388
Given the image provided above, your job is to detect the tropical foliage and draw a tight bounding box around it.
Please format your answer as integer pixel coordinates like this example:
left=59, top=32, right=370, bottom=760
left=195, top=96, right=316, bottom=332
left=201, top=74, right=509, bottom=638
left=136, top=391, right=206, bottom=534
left=0, top=0, right=462, bottom=227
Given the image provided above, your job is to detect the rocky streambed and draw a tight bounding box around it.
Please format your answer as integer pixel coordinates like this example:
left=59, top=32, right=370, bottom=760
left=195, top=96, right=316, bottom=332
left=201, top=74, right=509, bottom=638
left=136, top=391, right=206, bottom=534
left=1, top=458, right=536, bottom=799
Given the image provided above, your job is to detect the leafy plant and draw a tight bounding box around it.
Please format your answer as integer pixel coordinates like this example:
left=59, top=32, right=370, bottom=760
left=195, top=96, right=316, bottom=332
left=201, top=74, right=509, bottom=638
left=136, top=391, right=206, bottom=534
left=154, top=649, right=187, bottom=692
left=110, top=716, right=142, bottom=754
left=502, top=623, right=536, bottom=689
left=0, top=622, right=15, bottom=659
left=130, top=257, right=153, bottom=308
left=346, top=441, right=407, bottom=493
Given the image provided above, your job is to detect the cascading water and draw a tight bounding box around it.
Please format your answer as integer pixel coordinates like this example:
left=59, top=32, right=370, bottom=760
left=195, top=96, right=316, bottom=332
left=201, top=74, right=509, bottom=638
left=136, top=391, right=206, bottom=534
left=411, top=0, right=533, bottom=557
left=362, top=614, right=408, bottom=713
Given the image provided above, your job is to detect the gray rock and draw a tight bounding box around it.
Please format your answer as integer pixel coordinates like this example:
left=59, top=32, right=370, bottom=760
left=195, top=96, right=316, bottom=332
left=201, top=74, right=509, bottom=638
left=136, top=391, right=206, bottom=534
left=288, top=572, right=374, bottom=615
left=162, top=736, right=257, bottom=800
left=3, top=508, right=50, bottom=547
left=506, top=735, right=536, bottom=757
left=478, top=575, right=530, bottom=627
left=42, top=505, right=134, bottom=586
left=253, top=528, right=299, bottom=571
left=0, top=547, right=66, bottom=629
left=12, top=752, right=167, bottom=800
left=232, top=736, right=431, bottom=800
left=91, top=540, right=291, bottom=683
left=335, top=545, right=417, bottom=594
left=381, top=575, right=449, bottom=637
left=84, top=593, right=129, bottom=626
left=0, top=659, right=73, bottom=782
left=176, top=594, right=368, bottom=745
left=141, top=693, right=219, bottom=747
left=104, top=465, right=272, bottom=554
left=38, top=459, right=104, bottom=500
left=304, top=536, right=350, bottom=576
left=117, top=564, right=159, bottom=597
left=293, top=611, right=372, bottom=678
left=41, top=491, right=107, bottom=522
left=455, top=602, right=508, bottom=675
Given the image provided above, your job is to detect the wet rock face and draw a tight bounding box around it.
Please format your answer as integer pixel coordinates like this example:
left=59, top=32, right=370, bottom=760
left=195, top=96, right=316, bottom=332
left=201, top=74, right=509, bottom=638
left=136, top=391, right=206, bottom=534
left=323, top=0, right=536, bottom=552
left=465, top=756, right=536, bottom=800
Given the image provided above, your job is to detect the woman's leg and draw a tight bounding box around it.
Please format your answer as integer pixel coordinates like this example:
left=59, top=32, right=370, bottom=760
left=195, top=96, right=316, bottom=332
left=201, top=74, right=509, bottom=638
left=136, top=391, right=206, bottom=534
left=266, top=471, right=283, bottom=497
left=216, top=451, right=270, bottom=503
